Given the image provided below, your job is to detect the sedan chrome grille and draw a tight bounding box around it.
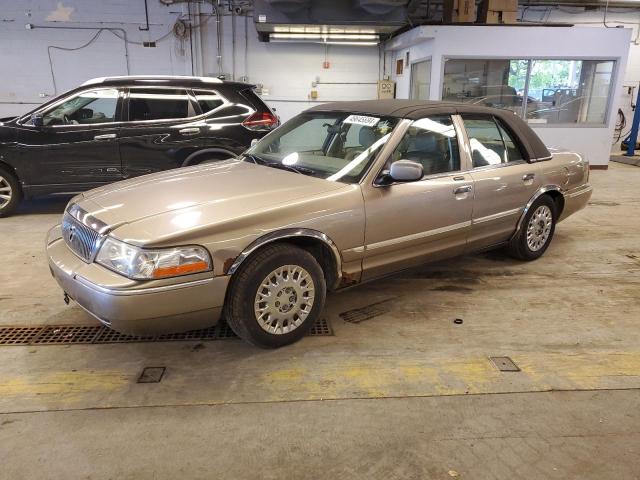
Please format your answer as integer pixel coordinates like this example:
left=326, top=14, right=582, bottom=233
left=61, top=204, right=108, bottom=263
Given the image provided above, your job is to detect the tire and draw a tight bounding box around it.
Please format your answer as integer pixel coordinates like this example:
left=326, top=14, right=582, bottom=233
left=0, top=166, right=22, bottom=218
left=508, top=194, right=557, bottom=261
left=224, top=243, right=326, bottom=348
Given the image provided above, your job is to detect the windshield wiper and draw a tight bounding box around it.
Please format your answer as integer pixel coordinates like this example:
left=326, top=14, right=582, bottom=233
left=243, top=154, right=316, bottom=176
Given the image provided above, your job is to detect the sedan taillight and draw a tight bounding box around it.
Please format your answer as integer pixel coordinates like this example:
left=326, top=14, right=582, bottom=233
left=242, top=111, right=279, bottom=130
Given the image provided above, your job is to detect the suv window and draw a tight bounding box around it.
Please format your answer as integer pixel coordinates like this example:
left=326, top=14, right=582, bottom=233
left=43, top=89, right=118, bottom=126
left=128, top=88, right=195, bottom=121
left=462, top=115, right=524, bottom=167
left=193, top=89, right=225, bottom=114
left=389, top=115, right=461, bottom=176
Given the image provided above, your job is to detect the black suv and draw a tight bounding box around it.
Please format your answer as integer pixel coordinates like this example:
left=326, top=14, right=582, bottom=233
left=0, top=75, right=278, bottom=216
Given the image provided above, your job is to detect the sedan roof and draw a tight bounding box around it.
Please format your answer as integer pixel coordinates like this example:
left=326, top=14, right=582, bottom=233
left=307, top=99, right=551, bottom=162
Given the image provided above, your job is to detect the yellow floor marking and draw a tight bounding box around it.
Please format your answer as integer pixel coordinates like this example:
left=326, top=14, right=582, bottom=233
left=0, top=371, right=129, bottom=401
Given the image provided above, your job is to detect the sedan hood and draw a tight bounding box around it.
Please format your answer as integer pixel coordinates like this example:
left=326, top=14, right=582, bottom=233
left=76, top=160, right=348, bottom=241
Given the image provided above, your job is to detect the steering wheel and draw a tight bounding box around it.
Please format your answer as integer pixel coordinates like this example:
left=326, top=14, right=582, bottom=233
left=63, top=114, right=71, bottom=125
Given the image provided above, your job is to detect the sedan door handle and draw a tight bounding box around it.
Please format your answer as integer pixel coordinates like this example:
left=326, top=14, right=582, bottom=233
left=94, top=133, right=116, bottom=141
left=453, top=185, right=472, bottom=195
left=522, top=173, right=536, bottom=182
left=179, top=127, right=200, bottom=136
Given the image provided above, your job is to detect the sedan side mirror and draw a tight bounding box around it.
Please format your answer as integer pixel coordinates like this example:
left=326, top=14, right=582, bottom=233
left=389, top=160, right=423, bottom=182
left=31, top=114, right=44, bottom=128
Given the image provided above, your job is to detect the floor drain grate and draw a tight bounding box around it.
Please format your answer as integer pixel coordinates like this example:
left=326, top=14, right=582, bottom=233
left=308, top=317, right=333, bottom=336
left=340, top=298, right=396, bottom=324
left=0, top=326, right=46, bottom=345
left=32, top=325, right=102, bottom=345
left=489, top=356, right=521, bottom=372
left=0, top=318, right=333, bottom=346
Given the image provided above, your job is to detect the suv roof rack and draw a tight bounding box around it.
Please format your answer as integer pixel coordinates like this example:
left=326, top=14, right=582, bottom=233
left=82, top=75, right=223, bottom=86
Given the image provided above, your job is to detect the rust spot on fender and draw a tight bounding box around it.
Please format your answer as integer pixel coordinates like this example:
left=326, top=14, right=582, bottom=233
left=223, top=257, right=235, bottom=274
left=339, top=271, right=359, bottom=288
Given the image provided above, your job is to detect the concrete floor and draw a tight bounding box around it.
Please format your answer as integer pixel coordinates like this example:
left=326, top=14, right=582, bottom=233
left=0, top=163, right=639, bottom=479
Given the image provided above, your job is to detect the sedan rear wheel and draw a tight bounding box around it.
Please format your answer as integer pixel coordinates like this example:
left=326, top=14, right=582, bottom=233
left=0, top=167, right=21, bottom=218
left=225, top=243, right=326, bottom=348
left=508, top=194, right=557, bottom=261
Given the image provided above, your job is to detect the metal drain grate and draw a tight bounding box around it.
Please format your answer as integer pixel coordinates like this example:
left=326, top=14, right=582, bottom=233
left=308, top=317, right=333, bottom=336
left=32, top=325, right=102, bottom=345
left=0, top=318, right=333, bottom=346
left=340, top=298, right=396, bottom=324
left=0, top=326, right=45, bottom=345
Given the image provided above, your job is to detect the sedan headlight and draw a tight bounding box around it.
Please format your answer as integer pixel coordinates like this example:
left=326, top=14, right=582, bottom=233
left=95, top=237, right=212, bottom=280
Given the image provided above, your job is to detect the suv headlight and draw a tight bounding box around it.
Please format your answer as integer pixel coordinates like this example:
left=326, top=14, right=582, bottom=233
left=95, top=237, right=212, bottom=280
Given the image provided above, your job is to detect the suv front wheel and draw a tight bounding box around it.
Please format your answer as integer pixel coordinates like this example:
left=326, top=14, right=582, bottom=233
left=225, top=243, right=326, bottom=348
left=0, top=166, right=21, bottom=217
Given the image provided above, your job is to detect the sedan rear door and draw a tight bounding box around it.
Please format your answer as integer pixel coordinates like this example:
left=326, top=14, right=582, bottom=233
left=461, top=114, right=542, bottom=250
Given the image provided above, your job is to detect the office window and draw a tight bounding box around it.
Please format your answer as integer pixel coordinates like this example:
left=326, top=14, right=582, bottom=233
left=410, top=60, right=432, bottom=100
left=525, top=60, right=614, bottom=125
left=442, top=58, right=615, bottom=125
left=442, top=59, right=529, bottom=116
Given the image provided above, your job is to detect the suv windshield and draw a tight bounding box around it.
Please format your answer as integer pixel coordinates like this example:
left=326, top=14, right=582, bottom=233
left=245, top=112, right=400, bottom=184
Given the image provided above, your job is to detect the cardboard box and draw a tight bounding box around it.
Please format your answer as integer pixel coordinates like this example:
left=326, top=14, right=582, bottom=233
left=478, top=0, right=518, bottom=23
left=443, top=0, right=476, bottom=23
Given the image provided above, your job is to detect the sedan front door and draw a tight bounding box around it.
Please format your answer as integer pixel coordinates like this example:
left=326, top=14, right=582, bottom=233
left=18, top=88, right=123, bottom=191
left=361, top=115, right=474, bottom=281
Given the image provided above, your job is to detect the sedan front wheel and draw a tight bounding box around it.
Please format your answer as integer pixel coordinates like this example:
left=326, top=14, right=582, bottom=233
left=225, top=243, right=326, bottom=348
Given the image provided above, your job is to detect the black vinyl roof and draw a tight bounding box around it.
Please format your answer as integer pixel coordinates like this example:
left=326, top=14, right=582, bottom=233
left=308, top=100, right=551, bottom=161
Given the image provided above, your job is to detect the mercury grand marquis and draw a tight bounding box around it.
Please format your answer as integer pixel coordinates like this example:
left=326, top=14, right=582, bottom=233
left=46, top=100, right=592, bottom=348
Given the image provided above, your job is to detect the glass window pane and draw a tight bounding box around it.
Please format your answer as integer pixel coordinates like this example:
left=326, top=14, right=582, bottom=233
left=43, top=89, right=118, bottom=126
left=251, top=112, right=400, bottom=184
left=128, top=88, right=194, bottom=121
left=390, top=115, right=460, bottom=175
left=193, top=89, right=225, bottom=114
left=525, top=60, right=614, bottom=125
left=410, top=60, right=431, bottom=100
left=496, top=120, right=524, bottom=162
left=462, top=115, right=506, bottom=167
left=442, top=59, right=528, bottom=116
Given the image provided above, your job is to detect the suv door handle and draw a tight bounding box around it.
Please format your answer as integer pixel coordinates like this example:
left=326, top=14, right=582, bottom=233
left=453, top=185, right=472, bottom=194
left=179, top=127, right=200, bottom=136
left=522, top=173, right=536, bottom=182
left=94, top=133, right=116, bottom=141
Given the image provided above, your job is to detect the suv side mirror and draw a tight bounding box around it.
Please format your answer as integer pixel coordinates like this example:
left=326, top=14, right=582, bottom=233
left=31, top=114, right=44, bottom=128
left=389, top=160, right=423, bottom=182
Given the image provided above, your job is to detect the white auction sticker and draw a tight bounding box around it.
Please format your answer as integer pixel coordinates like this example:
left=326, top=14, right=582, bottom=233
left=344, top=114, right=380, bottom=127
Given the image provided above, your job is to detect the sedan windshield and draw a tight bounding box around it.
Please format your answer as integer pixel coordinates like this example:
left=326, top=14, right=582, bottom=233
left=244, top=112, right=401, bottom=184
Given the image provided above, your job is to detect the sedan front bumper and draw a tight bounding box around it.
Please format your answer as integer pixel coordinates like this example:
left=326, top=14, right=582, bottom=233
left=46, top=226, right=229, bottom=336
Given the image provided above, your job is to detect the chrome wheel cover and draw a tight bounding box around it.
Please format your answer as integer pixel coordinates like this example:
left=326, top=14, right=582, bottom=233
left=254, top=265, right=315, bottom=335
left=0, top=175, right=12, bottom=209
left=526, top=205, right=553, bottom=252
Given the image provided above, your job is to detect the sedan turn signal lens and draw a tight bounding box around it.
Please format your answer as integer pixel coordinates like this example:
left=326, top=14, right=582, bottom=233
left=95, top=237, right=211, bottom=280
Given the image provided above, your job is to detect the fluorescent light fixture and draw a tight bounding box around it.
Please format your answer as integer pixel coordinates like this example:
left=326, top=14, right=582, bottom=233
left=270, top=33, right=378, bottom=40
